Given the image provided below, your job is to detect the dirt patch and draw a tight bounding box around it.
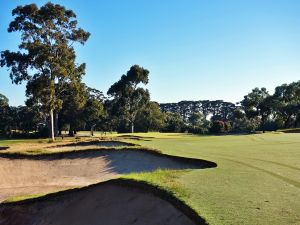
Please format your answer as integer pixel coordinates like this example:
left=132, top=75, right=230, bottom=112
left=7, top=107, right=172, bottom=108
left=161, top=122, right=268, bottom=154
left=0, top=149, right=215, bottom=202
left=0, top=180, right=207, bottom=225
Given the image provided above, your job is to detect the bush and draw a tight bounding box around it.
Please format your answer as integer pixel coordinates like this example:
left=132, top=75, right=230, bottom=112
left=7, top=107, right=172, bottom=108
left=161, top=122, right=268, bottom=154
left=224, top=122, right=232, bottom=132
left=210, top=120, right=225, bottom=134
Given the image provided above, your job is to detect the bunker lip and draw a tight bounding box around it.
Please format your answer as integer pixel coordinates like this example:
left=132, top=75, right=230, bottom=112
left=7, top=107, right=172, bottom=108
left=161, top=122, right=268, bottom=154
left=117, top=134, right=155, bottom=140
left=0, top=148, right=217, bottom=203
left=46, top=140, right=137, bottom=148
left=0, top=147, right=217, bottom=168
left=0, top=179, right=209, bottom=225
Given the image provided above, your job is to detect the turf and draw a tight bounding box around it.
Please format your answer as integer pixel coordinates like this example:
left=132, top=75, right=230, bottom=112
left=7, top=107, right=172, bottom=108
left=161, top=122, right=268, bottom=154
left=120, top=132, right=300, bottom=225
left=1, top=133, right=299, bottom=225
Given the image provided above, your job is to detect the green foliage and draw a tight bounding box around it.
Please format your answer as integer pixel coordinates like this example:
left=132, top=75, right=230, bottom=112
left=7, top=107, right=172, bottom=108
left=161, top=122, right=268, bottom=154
left=134, top=101, right=165, bottom=132
left=272, top=81, right=300, bottom=128
left=107, top=65, right=151, bottom=133
left=209, top=120, right=225, bottom=133
left=0, top=2, right=90, bottom=140
left=188, top=112, right=210, bottom=134
left=163, top=112, right=185, bottom=132
left=0, top=93, right=10, bottom=134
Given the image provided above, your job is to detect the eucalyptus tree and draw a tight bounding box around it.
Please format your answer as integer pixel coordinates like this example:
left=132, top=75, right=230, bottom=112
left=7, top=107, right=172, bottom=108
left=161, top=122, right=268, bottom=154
left=83, top=88, right=105, bottom=136
left=273, top=81, right=300, bottom=128
left=135, top=101, right=165, bottom=132
left=0, top=3, right=90, bottom=141
left=163, top=112, right=184, bottom=132
left=240, top=87, right=270, bottom=132
left=107, top=65, right=150, bottom=133
left=58, top=80, right=88, bottom=136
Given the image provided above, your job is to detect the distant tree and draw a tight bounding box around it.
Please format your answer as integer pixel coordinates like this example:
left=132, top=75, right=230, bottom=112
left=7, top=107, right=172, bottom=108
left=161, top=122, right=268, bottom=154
left=240, top=87, right=270, bottom=132
left=0, top=94, right=10, bottom=134
left=107, top=65, right=150, bottom=133
left=188, top=112, right=210, bottom=134
left=83, top=88, right=105, bottom=136
left=0, top=3, right=90, bottom=141
left=135, top=101, right=165, bottom=132
left=163, top=112, right=184, bottom=132
left=58, top=81, right=87, bottom=136
left=210, top=120, right=225, bottom=134
left=272, top=81, right=300, bottom=128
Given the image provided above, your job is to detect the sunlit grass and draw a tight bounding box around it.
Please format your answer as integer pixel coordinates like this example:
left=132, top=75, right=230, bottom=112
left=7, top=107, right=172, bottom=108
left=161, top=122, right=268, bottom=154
left=121, top=132, right=300, bottom=225
left=124, top=169, right=189, bottom=200
left=1, top=132, right=299, bottom=225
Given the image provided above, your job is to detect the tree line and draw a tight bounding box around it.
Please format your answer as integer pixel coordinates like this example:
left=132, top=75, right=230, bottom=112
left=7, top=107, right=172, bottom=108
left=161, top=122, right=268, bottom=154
left=160, top=81, right=300, bottom=134
left=0, top=3, right=299, bottom=139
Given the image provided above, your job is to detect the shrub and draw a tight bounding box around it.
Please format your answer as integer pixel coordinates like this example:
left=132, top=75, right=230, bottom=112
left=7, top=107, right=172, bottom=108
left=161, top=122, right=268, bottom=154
left=210, top=120, right=225, bottom=134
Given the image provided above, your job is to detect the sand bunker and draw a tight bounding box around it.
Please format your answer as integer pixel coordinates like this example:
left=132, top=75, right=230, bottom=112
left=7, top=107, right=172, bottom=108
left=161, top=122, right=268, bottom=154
left=0, top=180, right=207, bottom=225
left=45, top=140, right=136, bottom=152
left=0, top=150, right=215, bottom=203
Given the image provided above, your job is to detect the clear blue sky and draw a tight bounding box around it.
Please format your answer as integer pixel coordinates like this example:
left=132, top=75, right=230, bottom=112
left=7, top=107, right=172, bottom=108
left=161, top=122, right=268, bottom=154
left=1, top=0, right=300, bottom=106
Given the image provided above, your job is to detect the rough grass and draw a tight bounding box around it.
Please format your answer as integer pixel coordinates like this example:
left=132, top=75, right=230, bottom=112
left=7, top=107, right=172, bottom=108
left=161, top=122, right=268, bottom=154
left=124, top=169, right=190, bottom=200
left=4, top=194, right=46, bottom=203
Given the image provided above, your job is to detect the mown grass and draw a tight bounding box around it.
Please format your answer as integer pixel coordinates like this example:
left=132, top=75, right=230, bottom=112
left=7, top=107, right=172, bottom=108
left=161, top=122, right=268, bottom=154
left=114, top=132, right=300, bottom=225
left=1, top=132, right=299, bottom=225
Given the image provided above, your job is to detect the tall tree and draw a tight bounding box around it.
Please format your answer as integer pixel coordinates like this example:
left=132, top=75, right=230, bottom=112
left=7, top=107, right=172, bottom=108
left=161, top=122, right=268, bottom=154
left=83, top=87, right=105, bottom=136
left=272, top=81, right=300, bottom=128
left=107, top=65, right=150, bottom=133
left=240, top=87, right=270, bottom=132
left=58, top=81, right=87, bottom=136
left=135, top=101, right=165, bottom=132
left=0, top=3, right=90, bottom=141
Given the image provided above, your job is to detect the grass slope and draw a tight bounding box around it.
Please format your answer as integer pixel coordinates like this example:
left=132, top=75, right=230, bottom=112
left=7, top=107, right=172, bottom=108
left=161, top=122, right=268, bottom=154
left=120, top=133, right=300, bottom=225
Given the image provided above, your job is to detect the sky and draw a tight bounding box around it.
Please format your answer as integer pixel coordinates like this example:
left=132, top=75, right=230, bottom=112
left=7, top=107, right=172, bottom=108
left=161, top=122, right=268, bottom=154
left=0, top=0, right=300, bottom=106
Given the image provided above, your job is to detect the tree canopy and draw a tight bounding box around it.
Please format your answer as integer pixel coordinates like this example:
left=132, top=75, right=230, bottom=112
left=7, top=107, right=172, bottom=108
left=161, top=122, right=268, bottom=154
left=107, top=65, right=150, bottom=133
left=0, top=2, right=90, bottom=140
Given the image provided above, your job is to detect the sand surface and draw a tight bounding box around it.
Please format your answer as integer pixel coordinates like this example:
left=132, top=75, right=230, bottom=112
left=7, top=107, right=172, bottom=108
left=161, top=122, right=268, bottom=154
left=0, top=150, right=206, bottom=202
left=0, top=182, right=200, bottom=225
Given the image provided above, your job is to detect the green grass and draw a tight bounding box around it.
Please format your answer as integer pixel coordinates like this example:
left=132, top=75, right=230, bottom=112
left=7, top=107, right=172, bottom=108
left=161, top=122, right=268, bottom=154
left=124, top=169, right=190, bottom=200
left=118, top=132, right=300, bottom=225
left=1, top=132, right=299, bottom=224
left=4, top=194, right=46, bottom=203
left=0, top=138, right=47, bottom=146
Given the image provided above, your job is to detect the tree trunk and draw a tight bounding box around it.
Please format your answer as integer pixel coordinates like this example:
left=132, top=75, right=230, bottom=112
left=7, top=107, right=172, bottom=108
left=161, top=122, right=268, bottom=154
left=54, top=113, right=59, bottom=137
left=284, top=115, right=291, bottom=128
left=131, top=122, right=134, bottom=133
left=90, top=124, right=96, bottom=136
left=262, top=117, right=266, bottom=133
left=69, top=123, right=74, bottom=137
left=50, top=109, right=55, bottom=141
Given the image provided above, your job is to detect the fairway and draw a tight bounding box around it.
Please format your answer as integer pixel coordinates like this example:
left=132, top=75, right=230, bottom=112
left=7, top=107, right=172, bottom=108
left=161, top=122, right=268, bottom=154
left=0, top=133, right=299, bottom=224
left=1, top=1, right=300, bottom=224
left=114, top=132, right=300, bottom=225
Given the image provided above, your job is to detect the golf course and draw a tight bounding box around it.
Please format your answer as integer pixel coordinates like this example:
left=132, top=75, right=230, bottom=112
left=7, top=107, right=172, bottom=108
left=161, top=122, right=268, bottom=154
left=0, top=132, right=299, bottom=225
left=1, top=1, right=300, bottom=224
